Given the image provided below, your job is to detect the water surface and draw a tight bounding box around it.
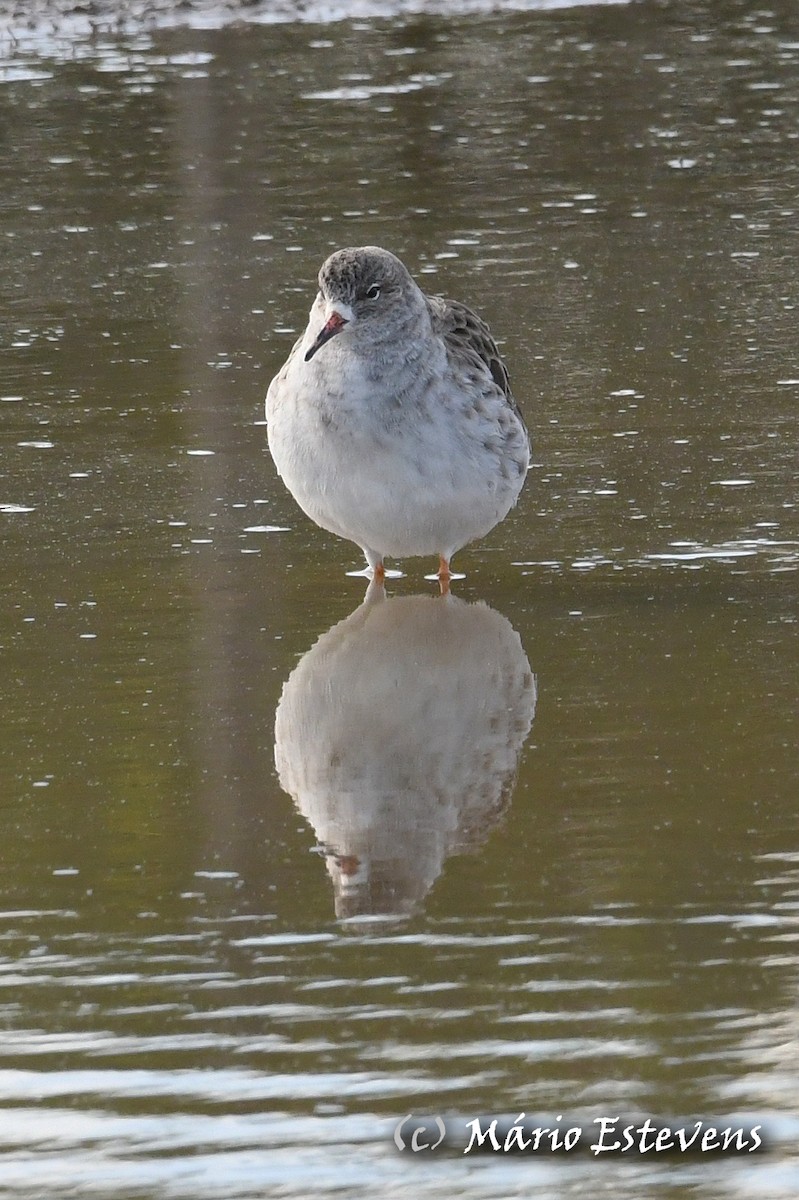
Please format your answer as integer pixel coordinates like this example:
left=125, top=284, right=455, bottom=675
left=1, top=1, right=797, bottom=1196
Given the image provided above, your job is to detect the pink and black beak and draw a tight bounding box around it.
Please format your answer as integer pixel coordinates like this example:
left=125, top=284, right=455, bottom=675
left=305, top=310, right=349, bottom=362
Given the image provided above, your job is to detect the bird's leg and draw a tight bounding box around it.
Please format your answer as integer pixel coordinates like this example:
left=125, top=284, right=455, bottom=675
left=363, top=547, right=385, bottom=582
left=438, top=554, right=451, bottom=596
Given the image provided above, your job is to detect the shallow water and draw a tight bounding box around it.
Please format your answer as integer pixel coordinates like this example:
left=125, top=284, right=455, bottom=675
left=1, top=0, right=798, bottom=1196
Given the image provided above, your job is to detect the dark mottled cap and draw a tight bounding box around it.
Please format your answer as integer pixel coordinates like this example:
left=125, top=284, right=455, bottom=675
left=318, top=246, right=413, bottom=303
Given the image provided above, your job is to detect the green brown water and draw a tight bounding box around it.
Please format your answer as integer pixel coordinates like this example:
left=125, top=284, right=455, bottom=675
left=1, top=1, right=797, bottom=1196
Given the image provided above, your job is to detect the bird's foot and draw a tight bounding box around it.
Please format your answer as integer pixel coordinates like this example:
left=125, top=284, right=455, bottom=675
left=346, top=560, right=402, bottom=581
left=423, top=555, right=464, bottom=594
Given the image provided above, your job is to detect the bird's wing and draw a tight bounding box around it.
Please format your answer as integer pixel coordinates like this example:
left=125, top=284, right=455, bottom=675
left=426, top=294, right=512, bottom=397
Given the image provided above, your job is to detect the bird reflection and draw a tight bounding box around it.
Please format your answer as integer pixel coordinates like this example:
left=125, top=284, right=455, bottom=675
left=274, top=582, right=536, bottom=922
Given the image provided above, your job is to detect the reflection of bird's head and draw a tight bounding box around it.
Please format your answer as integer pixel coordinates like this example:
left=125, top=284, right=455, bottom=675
left=324, top=849, right=429, bottom=924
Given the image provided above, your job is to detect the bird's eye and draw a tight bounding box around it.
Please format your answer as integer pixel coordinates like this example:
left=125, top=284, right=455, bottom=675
left=365, top=284, right=381, bottom=300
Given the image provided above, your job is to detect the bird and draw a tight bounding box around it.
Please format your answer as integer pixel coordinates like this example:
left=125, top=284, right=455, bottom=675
left=265, top=245, right=530, bottom=587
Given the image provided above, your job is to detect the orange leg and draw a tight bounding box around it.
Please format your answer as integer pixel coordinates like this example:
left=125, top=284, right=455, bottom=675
left=373, top=561, right=385, bottom=583
left=438, top=555, right=451, bottom=595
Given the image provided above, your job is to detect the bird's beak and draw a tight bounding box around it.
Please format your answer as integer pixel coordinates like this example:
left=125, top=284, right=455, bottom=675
left=305, top=310, right=349, bottom=362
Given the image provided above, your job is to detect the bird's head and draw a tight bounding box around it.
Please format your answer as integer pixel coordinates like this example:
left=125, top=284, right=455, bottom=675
left=304, top=246, right=420, bottom=363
